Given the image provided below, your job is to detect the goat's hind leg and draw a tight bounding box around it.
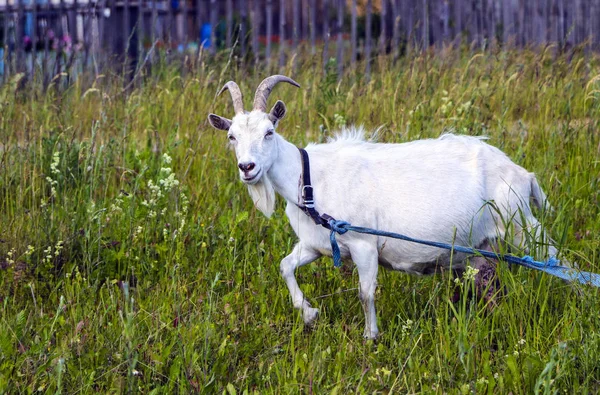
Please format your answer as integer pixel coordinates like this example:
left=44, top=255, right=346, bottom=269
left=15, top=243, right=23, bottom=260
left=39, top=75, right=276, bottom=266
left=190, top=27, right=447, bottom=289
left=349, top=241, right=379, bottom=340
left=280, top=242, right=322, bottom=325
left=471, top=240, right=503, bottom=308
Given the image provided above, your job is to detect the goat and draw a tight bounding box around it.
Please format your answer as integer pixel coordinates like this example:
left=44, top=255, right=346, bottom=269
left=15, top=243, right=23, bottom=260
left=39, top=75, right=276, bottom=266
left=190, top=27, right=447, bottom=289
left=208, top=75, right=560, bottom=339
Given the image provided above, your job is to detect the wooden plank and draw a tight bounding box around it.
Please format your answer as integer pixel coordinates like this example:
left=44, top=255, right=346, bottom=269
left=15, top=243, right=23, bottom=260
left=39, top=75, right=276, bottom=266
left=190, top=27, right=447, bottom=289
left=42, top=0, right=50, bottom=87
left=241, top=0, right=247, bottom=57
left=124, top=0, right=130, bottom=58
left=392, top=0, right=399, bottom=59
left=323, top=0, right=329, bottom=72
left=293, top=0, right=299, bottom=58
left=31, top=0, right=38, bottom=81
left=310, top=0, right=316, bottom=55
left=226, top=0, right=232, bottom=47
left=56, top=0, right=66, bottom=78
left=82, top=0, right=91, bottom=72
left=441, top=0, right=449, bottom=43
left=210, top=0, right=217, bottom=55
left=16, top=0, right=24, bottom=74
left=379, top=0, right=386, bottom=55
left=302, top=0, right=308, bottom=41
left=365, top=0, right=372, bottom=79
left=4, top=1, right=12, bottom=81
left=279, top=0, right=285, bottom=67
left=266, top=0, right=273, bottom=62
left=454, top=0, right=463, bottom=43
left=502, top=0, right=510, bottom=44
left=98, top=0, right=107, bottom=53
left=182, top=0, right=188, bottom=45
left=336, top=0, right=343, bottom=78
left=351, top=0, right=356, bottom=66
left=252, top=0, right=260, bottom=61
left=152, top=0, right=158, bottom=46
left=422, top=0, right=428, bottom=49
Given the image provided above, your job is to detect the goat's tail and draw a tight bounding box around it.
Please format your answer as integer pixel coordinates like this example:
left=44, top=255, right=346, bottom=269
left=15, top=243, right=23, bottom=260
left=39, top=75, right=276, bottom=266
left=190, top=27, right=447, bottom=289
left=530, top=174, right=552, bottom=212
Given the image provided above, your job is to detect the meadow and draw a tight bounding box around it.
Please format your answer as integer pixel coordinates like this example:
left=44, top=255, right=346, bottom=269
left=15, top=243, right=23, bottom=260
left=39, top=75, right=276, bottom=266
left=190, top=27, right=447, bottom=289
left=1, top=47, right=600, bottom=393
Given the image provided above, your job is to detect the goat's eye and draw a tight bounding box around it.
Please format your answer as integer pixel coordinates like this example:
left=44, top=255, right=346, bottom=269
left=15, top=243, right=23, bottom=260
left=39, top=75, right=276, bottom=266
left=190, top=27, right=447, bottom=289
left=228, top=135, right=236, bottom=142
left=265, top=130, right=274, bottom=138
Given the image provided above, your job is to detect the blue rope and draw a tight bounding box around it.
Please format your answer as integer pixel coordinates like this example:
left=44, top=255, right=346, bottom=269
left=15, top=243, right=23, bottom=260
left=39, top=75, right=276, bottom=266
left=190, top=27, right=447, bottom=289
left=327, top=219, right=600, bottom=288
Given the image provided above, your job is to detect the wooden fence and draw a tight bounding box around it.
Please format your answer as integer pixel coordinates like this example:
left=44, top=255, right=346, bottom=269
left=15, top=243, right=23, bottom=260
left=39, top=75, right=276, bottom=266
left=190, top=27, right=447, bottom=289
left=0, top=0, right=599, bottom=85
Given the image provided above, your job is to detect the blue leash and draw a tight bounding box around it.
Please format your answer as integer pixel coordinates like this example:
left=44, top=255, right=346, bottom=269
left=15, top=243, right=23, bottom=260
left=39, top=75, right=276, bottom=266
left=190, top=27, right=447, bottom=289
left=327, top=219, right=600, bottom=287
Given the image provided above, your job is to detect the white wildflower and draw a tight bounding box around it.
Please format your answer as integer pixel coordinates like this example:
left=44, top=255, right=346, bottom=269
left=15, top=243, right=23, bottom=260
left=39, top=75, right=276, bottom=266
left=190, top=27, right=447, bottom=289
left=50, top=151, right=60, bottom=175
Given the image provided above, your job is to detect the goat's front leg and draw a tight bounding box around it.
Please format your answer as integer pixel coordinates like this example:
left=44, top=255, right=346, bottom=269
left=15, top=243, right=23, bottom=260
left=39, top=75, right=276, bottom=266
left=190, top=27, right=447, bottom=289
left=350, top=241, right=379, bottom=339
left=280, top=242, right=322, bottom=325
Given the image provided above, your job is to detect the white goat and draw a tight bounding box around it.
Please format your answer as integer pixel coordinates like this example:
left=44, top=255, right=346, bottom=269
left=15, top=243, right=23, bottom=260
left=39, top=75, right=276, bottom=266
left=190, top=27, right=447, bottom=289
left=208, top=75, right=558, bottom=339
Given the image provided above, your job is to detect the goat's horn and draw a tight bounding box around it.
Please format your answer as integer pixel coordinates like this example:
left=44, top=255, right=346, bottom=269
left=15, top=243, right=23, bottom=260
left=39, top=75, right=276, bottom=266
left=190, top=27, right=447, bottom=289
left=253, top=75, right=300, bottom=112
left=218, top=81, right=245, bottom=115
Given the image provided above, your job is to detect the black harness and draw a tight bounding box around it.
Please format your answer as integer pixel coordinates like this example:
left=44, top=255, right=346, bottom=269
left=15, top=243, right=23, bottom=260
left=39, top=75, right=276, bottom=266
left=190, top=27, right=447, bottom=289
left=297, top=148, right=333, bottom=230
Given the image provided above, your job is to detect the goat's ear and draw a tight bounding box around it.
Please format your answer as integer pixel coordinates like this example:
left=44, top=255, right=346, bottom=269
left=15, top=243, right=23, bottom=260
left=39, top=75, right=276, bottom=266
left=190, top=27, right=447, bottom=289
left=268, top=100, right=287, bottom=125
left=208, top=114, right=232, bottom=131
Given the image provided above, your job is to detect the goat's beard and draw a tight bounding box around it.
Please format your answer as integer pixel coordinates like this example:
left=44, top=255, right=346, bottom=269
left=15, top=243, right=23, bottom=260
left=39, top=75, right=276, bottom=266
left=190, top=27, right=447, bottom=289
left=247, top=174, right=276, bottom=218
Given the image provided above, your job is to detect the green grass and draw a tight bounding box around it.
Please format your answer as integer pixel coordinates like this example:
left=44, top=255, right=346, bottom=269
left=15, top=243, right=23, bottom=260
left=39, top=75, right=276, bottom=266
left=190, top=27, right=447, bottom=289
left=1, top=48, right=600, bottom=393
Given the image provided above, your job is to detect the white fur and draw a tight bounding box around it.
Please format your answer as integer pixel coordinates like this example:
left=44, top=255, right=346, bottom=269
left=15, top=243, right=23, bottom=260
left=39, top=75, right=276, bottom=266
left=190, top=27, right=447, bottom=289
left=247, top=175, right=276, bottom=218
left=224, top=113, right=556, bottom=339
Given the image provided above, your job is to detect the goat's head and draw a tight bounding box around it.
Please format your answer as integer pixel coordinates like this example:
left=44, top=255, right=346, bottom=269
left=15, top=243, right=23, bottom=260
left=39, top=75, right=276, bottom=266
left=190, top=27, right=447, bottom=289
left=208, top=75, right=300, bottom=218
left=208, top=75, right=300, bottom=185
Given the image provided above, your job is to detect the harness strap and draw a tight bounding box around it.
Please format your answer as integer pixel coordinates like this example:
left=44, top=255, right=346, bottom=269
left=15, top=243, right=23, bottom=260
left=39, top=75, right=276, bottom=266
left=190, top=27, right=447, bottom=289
left=297, top=148, right=331, bottom=229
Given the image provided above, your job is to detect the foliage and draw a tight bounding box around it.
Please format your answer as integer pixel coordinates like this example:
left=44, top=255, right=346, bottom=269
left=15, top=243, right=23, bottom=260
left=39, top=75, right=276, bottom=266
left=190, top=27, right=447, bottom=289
left=1, top=48, right=600, bottom=393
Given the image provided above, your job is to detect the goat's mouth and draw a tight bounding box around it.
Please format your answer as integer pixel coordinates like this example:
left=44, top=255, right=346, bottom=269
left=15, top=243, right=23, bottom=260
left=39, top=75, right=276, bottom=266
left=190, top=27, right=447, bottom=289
left=241, top=169, right=262, bottom=184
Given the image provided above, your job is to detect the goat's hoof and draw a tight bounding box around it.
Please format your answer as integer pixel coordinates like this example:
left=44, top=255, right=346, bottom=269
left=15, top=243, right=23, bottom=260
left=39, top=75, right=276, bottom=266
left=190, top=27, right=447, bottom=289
left=363, top=329, right=379, bottom=340
left=303, top=307, right=319, bottom=326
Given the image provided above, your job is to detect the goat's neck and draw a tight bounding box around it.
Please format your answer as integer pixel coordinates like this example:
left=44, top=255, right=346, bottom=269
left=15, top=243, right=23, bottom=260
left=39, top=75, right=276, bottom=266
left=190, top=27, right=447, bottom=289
left=268, top=135, right=303, bottom=205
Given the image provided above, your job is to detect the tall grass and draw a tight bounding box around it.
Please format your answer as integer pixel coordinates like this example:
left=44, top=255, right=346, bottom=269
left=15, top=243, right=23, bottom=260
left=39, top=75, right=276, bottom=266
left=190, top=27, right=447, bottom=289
left=1, top=48, right=600, bottom=393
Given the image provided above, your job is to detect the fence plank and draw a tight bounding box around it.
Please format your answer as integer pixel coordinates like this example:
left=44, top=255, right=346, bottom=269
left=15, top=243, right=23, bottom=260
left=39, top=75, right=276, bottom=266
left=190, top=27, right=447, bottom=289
left=226, top=0, right=232, bottom=47
left=351, top=0, right=356, bottom=66
left=322, top=0, right=329, bottom=72
left=279, top=0, right=285, bottom=67
left=31, top=0, right=38, bottom=81
left=266, top=0, right=273, bottom=62
left=252, top=0, right=259, bottom=62
left=16, top=0, right=23, bottom=73
left=310, top=0, right=316, bottom=55
left=293, top=0, right=299, bottom=61
left=4, top=1, right=12, bottom=80
left=241, top=0, right=247, bottom=57
left=392, top=0, right=399, bottom=59
left=379, top=0, right=386, bottom=54
left=336, top=0, right=343, bottom=78
left=365, top=0, right=372, bottom=79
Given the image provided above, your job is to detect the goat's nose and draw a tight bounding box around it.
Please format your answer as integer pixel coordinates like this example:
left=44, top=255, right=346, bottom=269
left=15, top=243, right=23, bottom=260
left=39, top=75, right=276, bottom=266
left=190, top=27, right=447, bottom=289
left=238, top=162, right=256, bottom=172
